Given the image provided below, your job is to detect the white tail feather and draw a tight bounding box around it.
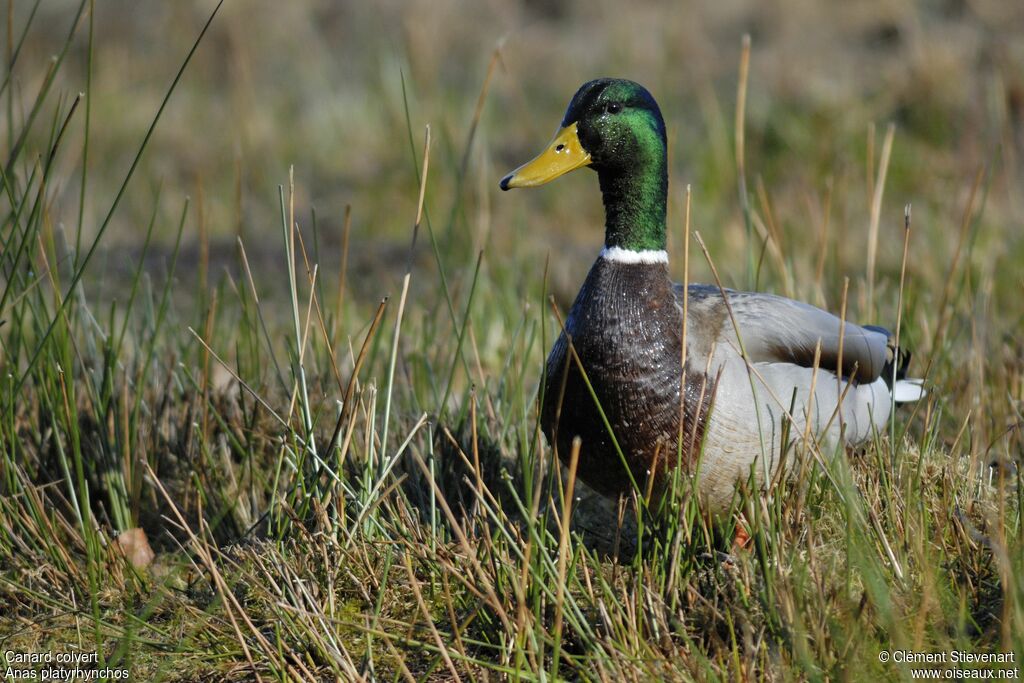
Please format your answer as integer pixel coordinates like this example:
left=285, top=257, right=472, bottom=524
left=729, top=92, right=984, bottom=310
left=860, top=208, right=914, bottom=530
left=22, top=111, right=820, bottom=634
left=892, top=378, right=926, bottom=403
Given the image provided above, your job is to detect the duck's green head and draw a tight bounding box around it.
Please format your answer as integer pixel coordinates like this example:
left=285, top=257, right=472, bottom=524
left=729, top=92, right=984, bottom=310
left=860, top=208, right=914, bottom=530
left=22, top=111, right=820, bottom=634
left=500, top=78, right=666, bottom=188
left=500, top=78, right=669, bottom=252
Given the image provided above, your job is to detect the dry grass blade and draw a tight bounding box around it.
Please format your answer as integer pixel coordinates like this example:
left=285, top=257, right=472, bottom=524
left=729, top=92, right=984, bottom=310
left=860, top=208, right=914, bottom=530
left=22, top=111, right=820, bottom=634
left=865, top=122, right=894, bottom=318
left=551, top=436, right=581, bottom=677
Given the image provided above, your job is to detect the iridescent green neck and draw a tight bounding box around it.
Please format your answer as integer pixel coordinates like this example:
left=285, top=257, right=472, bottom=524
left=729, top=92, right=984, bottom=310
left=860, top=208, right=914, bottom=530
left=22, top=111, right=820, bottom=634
left=593, top=102, right=671, bottom=254
left=596, top=135, right=668, bottom=253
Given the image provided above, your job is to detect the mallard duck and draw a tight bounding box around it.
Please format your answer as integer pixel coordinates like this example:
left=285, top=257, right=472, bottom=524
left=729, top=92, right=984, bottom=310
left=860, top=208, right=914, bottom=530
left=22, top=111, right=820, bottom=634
left=500, top=78, right=924, bottom=514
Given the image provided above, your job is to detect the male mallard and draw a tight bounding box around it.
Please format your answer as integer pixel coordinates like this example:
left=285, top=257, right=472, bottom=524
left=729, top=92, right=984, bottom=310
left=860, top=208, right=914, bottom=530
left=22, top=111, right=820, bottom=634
left=500, top=78, right=924, bottom=514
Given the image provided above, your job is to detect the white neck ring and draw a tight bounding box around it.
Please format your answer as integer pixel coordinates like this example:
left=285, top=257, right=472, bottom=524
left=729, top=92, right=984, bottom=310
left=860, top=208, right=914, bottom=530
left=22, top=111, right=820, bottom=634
left=599, top=246, right=669, bottom=264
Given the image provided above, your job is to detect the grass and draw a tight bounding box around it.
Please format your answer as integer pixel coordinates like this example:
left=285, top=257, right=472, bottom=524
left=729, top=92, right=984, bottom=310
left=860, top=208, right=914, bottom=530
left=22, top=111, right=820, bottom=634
left=2, top=1, right=1023, bottom=681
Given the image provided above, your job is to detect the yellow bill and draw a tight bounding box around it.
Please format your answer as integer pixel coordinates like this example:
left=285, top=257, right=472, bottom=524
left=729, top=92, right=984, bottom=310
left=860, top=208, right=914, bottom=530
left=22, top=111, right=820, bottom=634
left=500, top=122, right=592, bottom=190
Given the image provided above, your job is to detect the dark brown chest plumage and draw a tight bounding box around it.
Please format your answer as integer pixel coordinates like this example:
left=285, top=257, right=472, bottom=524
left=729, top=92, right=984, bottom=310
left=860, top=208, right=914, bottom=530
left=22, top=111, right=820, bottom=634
left=541, top=258, right=711, bottom=497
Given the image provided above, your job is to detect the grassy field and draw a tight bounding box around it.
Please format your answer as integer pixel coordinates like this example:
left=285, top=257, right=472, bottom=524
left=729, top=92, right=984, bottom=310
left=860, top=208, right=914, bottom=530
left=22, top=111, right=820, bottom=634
left=1, top=1, right=1023, bottom=680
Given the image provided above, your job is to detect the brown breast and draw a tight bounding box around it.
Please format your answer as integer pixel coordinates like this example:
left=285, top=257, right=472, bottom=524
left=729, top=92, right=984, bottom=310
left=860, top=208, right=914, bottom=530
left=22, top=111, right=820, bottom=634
left=541, top=258, right=714, bottom=498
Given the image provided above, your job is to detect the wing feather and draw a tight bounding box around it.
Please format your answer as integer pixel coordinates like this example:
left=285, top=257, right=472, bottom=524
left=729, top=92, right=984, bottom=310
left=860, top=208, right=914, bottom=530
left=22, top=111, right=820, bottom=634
left=677, top=284, right=891, bottom=382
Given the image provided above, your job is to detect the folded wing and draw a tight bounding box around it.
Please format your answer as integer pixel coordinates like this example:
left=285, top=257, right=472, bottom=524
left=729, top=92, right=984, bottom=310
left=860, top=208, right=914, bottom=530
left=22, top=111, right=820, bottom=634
left=679, top=284, right=891, bottom=383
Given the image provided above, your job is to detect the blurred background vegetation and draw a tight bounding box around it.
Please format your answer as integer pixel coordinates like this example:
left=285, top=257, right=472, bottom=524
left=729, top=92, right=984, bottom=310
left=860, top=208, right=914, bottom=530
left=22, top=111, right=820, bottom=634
left=24, top=0, right=1022, bottom=305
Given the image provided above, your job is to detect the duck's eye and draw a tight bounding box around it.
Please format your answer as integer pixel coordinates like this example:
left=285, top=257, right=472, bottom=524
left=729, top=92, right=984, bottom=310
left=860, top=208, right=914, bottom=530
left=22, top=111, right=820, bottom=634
left=606, top=102, right=622, bottom=114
